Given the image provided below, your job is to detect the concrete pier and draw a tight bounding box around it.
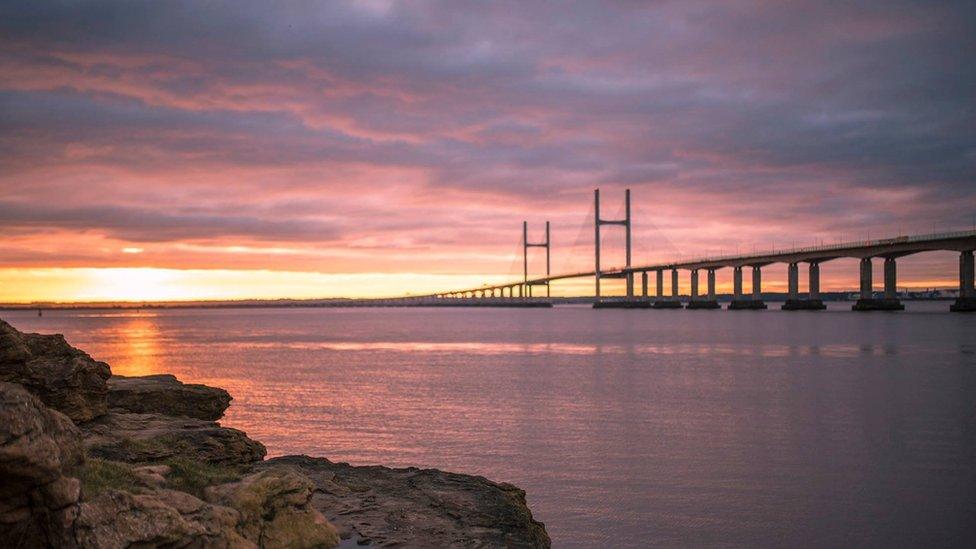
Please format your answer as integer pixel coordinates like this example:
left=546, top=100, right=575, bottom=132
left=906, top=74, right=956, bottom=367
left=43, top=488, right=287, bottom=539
left=752, top=265, right=762, bottom=301
left=951, top=250, right=976, bottom=312
left=781, top=261, right=827, bottom=310
left=853, top=257, right=904, bottom=311
left=687, top=267, right=720, bottom=309
left=810, top=262, right=820, bottom=300
left=653, top=268, right=683, bottom=308
left=787, top=263, right=798, bottom=300
left=730, top=265, right=767, bottom=309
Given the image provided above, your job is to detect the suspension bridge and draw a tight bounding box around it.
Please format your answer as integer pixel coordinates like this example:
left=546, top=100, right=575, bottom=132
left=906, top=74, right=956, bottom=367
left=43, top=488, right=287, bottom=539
left=371, top=189, right=976, bottom=312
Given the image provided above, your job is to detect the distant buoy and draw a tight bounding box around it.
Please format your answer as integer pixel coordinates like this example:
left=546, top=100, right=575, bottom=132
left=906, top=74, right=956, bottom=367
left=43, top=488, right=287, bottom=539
left=38, top=309, right=42, bottom=317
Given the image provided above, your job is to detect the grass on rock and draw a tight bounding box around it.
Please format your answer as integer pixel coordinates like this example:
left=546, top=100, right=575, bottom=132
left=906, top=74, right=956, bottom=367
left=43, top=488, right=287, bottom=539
left=164, top=457, right=241, bottom=497
left=77, top=458, right=138, bottom=498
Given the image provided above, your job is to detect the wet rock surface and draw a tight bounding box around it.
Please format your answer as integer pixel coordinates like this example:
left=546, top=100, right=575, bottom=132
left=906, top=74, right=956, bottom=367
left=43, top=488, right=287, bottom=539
left=108, top=374, right=232, bottom=421
left=262, top=456, right=551, bottom=548
left=0, top=319, right=111, bottom=423
left=0, top=382, right=84, bottom=548
left=81, top=411, right=268, bottom=465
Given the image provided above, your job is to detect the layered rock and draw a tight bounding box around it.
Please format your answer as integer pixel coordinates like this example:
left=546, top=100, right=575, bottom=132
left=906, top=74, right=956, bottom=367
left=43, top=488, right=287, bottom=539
left=108, top=374, right=232, bottom=420
left=75, top=464, right=338, bottom=548
left=0, top=382, right=84, bottom=548
left=206, top=468, right=340, bottom=548
left=263, top=455, right=552, bottom=548
left=81, top=411, right=267, bottom=465
left=75, top=488, right=250, bottom=548
left=0, top=319, right=111, bottom=423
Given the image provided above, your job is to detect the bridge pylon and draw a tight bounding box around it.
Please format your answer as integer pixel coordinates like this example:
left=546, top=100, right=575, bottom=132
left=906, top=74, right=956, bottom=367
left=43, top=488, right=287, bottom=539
left=523, top=220, right=551, bottom=297
left=594, top=188, right=632, bottom=299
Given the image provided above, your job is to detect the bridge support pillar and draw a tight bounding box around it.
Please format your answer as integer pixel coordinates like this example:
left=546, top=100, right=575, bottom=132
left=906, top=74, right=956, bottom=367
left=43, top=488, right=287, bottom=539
left=859, top=257, right=872, bottom=299
left=788, top=263, right=799, bottom=300
left=783, top=262, right=826, bottom=310
left=753, top=266, right=761, bottom=300
left=952, top=250, right=976, bottom=312
left=854, top=257, right=904, bottom=310
left=689, top=268, right=721, bottom=309
left=809, top=262, right=820, bottom=300
left=884, top=257, right=897, bottom=299
left=641, top=272, right=648, bottom=298
left=730, top=265, right=767, bottom=309
left=652, top=268, right=683, bottom=308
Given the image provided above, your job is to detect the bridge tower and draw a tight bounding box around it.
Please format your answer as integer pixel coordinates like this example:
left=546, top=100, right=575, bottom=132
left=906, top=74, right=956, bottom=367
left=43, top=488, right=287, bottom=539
left=523, top=220, right=551, bottom=297
left=594, top=188, right=632, bottom=298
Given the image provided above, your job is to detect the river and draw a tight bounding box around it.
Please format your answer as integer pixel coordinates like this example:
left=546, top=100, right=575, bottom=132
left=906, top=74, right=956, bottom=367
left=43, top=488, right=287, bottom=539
left=4, top=303, right=974, bottom=547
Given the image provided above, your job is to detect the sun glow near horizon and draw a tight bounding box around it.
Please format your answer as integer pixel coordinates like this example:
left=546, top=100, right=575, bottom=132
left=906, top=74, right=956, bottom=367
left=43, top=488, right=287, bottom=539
left=0, top=267, right=517, bottom=303
left=0, top=264, right=960, bottom=304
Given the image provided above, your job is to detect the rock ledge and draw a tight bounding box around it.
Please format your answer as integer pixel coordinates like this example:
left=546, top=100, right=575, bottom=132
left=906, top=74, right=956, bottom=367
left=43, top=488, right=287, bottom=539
left=0, top=318, right=551, bottom=548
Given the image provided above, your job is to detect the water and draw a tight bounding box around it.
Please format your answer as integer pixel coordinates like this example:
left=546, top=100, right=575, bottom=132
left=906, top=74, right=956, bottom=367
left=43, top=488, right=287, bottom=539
left=4, top=303, right=975, bottom=547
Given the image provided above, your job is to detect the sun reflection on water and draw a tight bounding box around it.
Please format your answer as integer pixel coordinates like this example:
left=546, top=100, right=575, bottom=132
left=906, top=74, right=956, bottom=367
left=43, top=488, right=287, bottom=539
left=98, top=315, right=165, bottom=376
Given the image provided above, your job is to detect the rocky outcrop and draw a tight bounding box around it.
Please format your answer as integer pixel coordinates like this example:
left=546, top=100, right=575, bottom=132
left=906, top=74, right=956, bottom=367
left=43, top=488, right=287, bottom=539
left=0, top=319, right=111, bottom=423
left=0, top=382, right=84, bottom=548
left=262, top=455, right=552, bottom=548
left=81, top=411, right=267, bottom=465
left=75, top=488, right=251, bottom=548
left=75, top=465, right=338, bottom=549
left=0, top=318, right=550, bottom=548
left=108, top=374, right=232, bottom=421
left=206, top=468, right=340, bottom=548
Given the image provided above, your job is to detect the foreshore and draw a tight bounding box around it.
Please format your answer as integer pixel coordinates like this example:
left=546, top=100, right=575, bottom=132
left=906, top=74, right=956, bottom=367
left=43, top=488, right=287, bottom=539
left=0, top=318, right=550, bottom=548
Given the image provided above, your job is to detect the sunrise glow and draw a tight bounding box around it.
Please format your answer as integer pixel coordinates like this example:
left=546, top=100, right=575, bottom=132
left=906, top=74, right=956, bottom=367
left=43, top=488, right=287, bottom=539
left=1, top=2, right=973, bottom=302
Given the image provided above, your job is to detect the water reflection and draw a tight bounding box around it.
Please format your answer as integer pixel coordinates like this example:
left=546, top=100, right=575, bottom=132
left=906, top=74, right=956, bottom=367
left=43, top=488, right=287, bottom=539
left=1, top=304, right=973, bottom=548
left=97, top=315, right=165, bottom=376
left=235, top=339, right=904, bottom=359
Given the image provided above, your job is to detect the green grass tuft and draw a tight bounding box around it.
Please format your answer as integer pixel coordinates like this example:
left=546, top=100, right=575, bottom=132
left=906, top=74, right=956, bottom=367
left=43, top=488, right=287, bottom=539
left=163, top=457, right=241, bottom=497
left=77, top=458, right=138, bottom=499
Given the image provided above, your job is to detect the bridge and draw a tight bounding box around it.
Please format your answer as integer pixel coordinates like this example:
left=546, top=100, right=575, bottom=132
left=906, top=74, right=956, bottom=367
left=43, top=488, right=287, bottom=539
left=377, top=189, right=976, bottom=312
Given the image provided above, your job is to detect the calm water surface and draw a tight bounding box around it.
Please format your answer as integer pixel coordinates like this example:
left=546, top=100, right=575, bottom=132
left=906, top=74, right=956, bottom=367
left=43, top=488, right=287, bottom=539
left=5, top=303, right=975, bottom=547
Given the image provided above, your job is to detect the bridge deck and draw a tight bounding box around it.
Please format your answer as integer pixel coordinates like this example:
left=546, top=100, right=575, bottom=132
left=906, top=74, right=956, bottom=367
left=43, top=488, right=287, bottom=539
left=428, top=230, right=976, bottom=299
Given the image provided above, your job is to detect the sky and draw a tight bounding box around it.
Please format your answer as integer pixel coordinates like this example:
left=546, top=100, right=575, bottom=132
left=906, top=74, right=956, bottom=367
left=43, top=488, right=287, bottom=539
left=1, top=0, right=974, bottom=302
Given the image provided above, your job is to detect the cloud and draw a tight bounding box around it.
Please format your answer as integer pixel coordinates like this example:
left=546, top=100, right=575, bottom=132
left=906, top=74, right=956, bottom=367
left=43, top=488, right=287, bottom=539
left=0, top=0, right=973, bottom=295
